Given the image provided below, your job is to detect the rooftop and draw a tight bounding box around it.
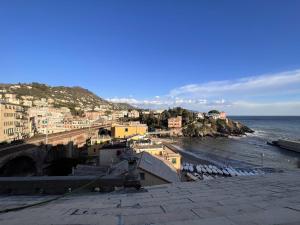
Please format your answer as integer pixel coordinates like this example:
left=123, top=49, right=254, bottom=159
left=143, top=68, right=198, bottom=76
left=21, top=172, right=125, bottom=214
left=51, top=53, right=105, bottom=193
left=0, top=170, right=300, bottom=225
left=137, top=152, right=180, bottom=183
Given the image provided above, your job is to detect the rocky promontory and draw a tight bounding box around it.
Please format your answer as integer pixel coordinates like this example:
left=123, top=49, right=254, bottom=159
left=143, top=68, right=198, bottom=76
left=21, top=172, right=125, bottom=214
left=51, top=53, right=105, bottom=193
left=182, top=117, right=254, bottom=137
left=123, top=107, right=254, bottom=138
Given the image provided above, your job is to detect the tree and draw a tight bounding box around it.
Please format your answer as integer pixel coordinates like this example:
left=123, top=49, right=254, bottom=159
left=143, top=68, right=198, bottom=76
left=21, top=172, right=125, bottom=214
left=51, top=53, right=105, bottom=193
left=208, top=110, right=220, bottom=114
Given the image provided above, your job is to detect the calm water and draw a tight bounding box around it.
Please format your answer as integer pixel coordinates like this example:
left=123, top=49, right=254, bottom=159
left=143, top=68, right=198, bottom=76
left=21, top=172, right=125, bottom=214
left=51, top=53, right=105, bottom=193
left=176, top=116, right=300, bottom=169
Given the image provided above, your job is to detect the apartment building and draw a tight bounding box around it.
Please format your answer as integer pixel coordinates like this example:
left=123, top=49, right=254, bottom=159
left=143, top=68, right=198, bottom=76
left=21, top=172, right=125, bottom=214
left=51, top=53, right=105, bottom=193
left=28, top=107, right=71, bottom=134
left=132, top=143, right=182, bottom=171
left=168, top=116, right=182, bottom=136
left=168, top=116, right=182, bottom=128
left=63, top=117, right=91, bottom=130
left=0, top=101, right=30, bottom=143
left=111, top=123, right=148, bottom=139
left=112, top=110, right=127, bottom=120
left=84, top=111, right=105, bottom=121
left=128, top=110, right=139, bottom=118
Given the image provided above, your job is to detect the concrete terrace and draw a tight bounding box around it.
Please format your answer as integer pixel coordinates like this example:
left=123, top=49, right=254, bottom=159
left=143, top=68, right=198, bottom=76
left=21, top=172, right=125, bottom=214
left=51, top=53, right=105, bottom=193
left=0, top=170, right=300, bottom=225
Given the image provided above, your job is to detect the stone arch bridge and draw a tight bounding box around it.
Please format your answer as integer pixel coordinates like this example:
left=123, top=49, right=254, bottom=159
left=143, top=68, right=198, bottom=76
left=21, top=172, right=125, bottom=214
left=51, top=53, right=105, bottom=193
left=0, top=125, right=109, bottom=176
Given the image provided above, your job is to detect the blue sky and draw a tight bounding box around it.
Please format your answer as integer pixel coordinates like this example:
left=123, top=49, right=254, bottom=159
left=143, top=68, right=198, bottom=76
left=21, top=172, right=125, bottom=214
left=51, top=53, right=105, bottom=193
left=1, top=0, right=300, bottom=115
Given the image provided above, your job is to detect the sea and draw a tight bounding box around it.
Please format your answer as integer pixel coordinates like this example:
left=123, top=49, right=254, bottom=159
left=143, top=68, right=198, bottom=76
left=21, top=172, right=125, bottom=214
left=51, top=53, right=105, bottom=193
left=174, top=116, right=300, bottom=169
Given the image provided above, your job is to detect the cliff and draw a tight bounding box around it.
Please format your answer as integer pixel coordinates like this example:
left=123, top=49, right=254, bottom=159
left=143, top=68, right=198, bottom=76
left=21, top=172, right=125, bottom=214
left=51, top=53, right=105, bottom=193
left=182, top=117, right=254, bottom=137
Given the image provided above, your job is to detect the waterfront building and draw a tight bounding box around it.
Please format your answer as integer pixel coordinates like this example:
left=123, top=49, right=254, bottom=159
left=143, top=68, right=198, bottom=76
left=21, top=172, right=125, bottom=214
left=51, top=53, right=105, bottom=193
left=111, top=123, right=148, bottom=139
left=208, top=111, right=227, bottom=120
left=219, top=111, right=227, bottom=119
left=0, top=101, right=30, bottom=143
left=110, top=151, right=180, bottom=186
left=136, top=152, right=180, bottom=186
left=132, top=143, right=182, bottom=171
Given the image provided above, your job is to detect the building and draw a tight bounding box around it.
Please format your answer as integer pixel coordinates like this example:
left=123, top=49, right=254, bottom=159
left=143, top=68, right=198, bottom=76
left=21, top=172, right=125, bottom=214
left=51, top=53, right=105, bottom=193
left=109, top=151, right=180, bottom=186
left=84, top=111, right=104, bottom=121
left=168, top=116, right=182, bottom=128
left=111, top=123, right=148, bottom=139
left=28, top=107, right=70, bottom=134
left=112, top=111, right=126, bottom=120
left=64, top=117, right=91, bottom=130
left=133, top=144, right=182, bottom=171
left=128, top=110, right=139, bottom=118
left=136, top=152, right=180, bottom=186
left=162, top=145, right=182, bottom=171
left=0, top=101, right=30, bottom=143
left=98, top=142, right=127, bottom=166
left=208, top=111, right=226, bottom=120
left=168, top=116, right=182, bottom=136
left=196, top=112, right=204, bottom=119
left=133, top=144, right=164, bottom=156
left=219, top=111, right=226, bottom=119
left=1, top=93, right=20, bottom=105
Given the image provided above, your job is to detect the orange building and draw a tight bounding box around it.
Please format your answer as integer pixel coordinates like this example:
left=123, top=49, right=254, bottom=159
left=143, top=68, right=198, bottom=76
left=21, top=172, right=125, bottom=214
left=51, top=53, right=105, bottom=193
left=168, top=116, right=182, bottom=128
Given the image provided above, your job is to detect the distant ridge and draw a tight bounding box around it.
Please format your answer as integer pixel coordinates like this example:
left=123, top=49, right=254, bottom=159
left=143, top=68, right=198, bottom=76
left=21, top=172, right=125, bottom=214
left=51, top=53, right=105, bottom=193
left=0, top=82, right=136, bottom=112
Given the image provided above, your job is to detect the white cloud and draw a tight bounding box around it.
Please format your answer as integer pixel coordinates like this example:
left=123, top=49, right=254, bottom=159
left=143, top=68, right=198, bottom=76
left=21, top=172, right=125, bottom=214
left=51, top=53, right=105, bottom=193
left=169, top=69, right=300, bottom=97
left=227, top=101, right=300, bottom=115
left=107, top=69, right=300, bottom=115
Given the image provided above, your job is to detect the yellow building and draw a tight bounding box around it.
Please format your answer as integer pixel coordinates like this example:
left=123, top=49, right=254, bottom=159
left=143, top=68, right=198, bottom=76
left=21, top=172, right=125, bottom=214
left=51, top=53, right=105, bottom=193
left=111, top=123, right=148, bottom=139
left=132, top=144, right=182, bottom=171
left=134, top=144, right=164, bottom=156
left=163, top=146, right=182, bottom=171
left=0, top=102, right=30, bottom=143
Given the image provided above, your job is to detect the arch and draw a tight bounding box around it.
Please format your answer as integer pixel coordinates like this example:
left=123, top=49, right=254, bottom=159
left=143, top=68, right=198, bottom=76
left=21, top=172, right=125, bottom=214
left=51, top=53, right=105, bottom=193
left=0, top=155, right=37, bottom=176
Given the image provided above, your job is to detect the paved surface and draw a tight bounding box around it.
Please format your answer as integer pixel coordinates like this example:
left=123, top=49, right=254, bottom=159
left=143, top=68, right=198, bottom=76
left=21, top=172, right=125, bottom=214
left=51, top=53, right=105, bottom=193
left=0, top=170, right=300, bottom=225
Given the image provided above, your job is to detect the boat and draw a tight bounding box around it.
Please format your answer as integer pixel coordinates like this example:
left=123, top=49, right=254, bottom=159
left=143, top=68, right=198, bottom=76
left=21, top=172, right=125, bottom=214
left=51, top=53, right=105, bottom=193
left=222, top=169, right=230, bottom=176
left=216, top=168, right=224, bottom=175
left=196, top=165, right=202, bottom=173
left=225, top=168, right=236, bottom=176
left=188, top=165, right=194, bottom=172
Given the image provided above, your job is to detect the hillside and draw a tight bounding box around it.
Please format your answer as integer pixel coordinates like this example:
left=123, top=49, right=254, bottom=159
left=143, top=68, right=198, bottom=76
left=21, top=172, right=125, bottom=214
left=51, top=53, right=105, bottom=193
left=0, top=83, right=135, bottom=113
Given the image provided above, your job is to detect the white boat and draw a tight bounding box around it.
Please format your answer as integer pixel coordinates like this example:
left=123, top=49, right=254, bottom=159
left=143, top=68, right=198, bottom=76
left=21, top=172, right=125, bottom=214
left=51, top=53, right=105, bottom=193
left=206, top=167, right=213, bottom=174
left=216, top=168, right=223, bottom=175
left=196, top=166, right=202, bottom=173
left=238, top=170, right=245, bottom=175
left=225, top=168, right=236, bottom=176
left=188, top=165, right=194, bottom=172
left=222, top=169, right=230, bottom=176
left=211, top=168, right=218, bottom=174
left=202, top=174, right=209, bottom=180
left=229, top=167, right=240, bottom=176
left=222, top=168, right=230, bottom=176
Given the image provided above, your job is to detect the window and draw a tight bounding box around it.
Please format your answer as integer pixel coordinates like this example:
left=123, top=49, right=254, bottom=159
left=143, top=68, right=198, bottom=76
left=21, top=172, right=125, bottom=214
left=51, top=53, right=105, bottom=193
left=139, top=172, right=145, bottom=180
left=172, top=158, right=177, bottom=164
left=125, top=128, right=128, bottom=132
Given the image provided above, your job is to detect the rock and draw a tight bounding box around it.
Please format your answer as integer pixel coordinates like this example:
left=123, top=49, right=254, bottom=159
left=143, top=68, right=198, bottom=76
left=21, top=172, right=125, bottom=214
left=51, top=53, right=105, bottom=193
left=182, top=118, right=253, bottom=138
